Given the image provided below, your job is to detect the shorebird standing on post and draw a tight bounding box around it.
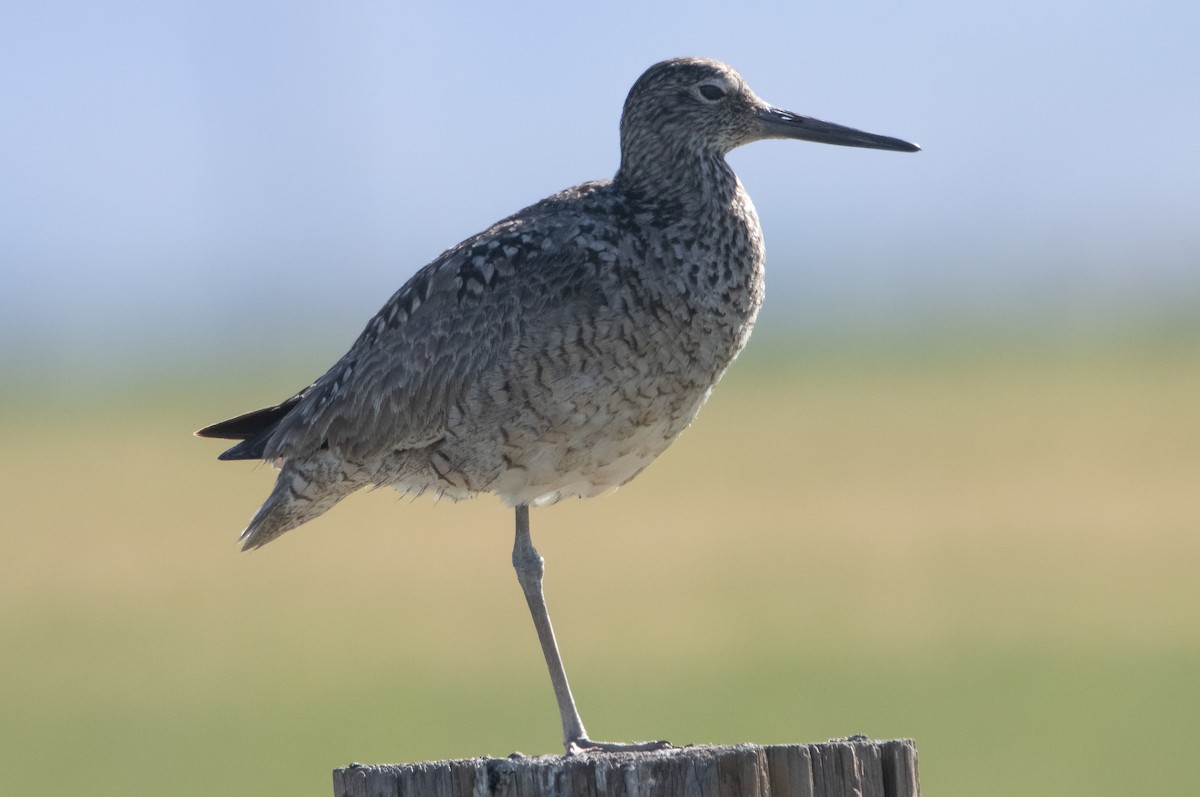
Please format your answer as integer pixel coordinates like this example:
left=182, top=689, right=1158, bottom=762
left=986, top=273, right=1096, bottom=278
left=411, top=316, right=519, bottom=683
left=198, top=57, right=919, bottom=755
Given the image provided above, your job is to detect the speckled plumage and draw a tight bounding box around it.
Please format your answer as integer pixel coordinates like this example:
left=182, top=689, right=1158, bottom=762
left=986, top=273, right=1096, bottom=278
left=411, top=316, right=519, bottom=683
left=200, top=57, right=919, bottom=549
left=205, top=59, right=771, bottom=545
left=199, top=56, right=918, bottom=752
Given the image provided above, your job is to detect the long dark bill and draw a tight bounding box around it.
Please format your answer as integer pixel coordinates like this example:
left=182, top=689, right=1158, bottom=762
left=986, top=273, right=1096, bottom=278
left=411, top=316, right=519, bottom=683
left=757, top=106, right=920, bottom=152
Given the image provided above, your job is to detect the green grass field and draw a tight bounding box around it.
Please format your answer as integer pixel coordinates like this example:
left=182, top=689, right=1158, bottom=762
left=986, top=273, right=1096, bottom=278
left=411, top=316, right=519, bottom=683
left=2, top=334, right=1197, bottom=795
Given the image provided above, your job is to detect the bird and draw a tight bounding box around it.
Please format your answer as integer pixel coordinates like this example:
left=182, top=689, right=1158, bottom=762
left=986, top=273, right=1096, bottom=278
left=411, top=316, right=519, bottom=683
left=197, top=56, right=918, bottom=755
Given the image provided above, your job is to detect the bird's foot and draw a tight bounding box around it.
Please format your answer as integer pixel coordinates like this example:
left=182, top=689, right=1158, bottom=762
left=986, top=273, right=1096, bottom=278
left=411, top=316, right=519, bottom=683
left=566, top=737, right=673, bottom=756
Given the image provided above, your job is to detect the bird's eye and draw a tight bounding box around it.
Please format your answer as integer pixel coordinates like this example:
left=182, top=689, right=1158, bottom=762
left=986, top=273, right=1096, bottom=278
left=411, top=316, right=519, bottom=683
left=697, top=83, right=726, bottom=102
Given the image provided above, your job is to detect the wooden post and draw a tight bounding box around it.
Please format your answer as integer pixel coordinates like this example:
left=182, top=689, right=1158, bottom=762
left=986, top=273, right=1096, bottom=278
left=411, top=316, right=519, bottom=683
left=333, top=737, right=919, bottom=797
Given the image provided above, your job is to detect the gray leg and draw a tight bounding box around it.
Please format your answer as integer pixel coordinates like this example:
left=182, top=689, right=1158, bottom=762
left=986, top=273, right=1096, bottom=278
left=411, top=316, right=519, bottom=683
left=511, top=505, right=588, bottom=748
left=512, top=506, right=670, bottom=755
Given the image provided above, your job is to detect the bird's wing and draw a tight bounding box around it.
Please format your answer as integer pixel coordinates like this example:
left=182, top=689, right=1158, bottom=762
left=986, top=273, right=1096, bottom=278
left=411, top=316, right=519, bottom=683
left=261, top=203, right=607, bottom=465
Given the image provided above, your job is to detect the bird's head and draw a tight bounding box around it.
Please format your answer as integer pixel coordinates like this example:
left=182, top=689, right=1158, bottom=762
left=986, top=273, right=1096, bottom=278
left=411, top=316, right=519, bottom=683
left=618, top=57, right=919, bottom=170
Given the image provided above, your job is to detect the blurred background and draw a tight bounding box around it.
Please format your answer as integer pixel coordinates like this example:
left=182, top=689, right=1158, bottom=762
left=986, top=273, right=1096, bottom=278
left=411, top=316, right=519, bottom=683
left=2, top=1, right=1197, bottom=795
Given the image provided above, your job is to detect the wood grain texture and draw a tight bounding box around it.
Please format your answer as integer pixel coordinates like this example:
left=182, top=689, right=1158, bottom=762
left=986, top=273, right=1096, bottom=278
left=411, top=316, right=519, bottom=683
left=333, top=738, right=919, bottom=797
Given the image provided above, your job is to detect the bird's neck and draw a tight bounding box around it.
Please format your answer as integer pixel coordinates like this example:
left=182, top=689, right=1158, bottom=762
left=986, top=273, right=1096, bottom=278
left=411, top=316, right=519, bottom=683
left=614, top=146, right=739, bottom=218
left=613, top=144, right=765, bottom=326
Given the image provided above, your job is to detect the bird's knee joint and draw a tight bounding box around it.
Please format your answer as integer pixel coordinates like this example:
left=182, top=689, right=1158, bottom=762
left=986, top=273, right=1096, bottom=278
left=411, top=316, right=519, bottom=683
left=512, top=547, right=545, bottom=582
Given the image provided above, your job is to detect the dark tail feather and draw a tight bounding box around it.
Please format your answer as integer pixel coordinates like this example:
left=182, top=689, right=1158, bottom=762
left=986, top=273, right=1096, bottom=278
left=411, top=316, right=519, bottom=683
left=195, top=393, right=304, bottom=461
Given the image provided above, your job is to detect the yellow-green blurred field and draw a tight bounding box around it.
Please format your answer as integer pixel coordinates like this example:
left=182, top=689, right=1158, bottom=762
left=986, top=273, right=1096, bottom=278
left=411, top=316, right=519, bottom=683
left=2, top=334, right=1198, bottom=796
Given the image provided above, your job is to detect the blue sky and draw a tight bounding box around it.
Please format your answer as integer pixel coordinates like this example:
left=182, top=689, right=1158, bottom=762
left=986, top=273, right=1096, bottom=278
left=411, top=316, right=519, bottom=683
left=3, top=1, right=1198, bottom=376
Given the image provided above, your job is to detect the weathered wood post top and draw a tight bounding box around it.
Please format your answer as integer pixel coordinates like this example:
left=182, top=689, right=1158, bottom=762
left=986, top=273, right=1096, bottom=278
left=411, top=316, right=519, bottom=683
left=333, top=737, right=919, bottom=797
